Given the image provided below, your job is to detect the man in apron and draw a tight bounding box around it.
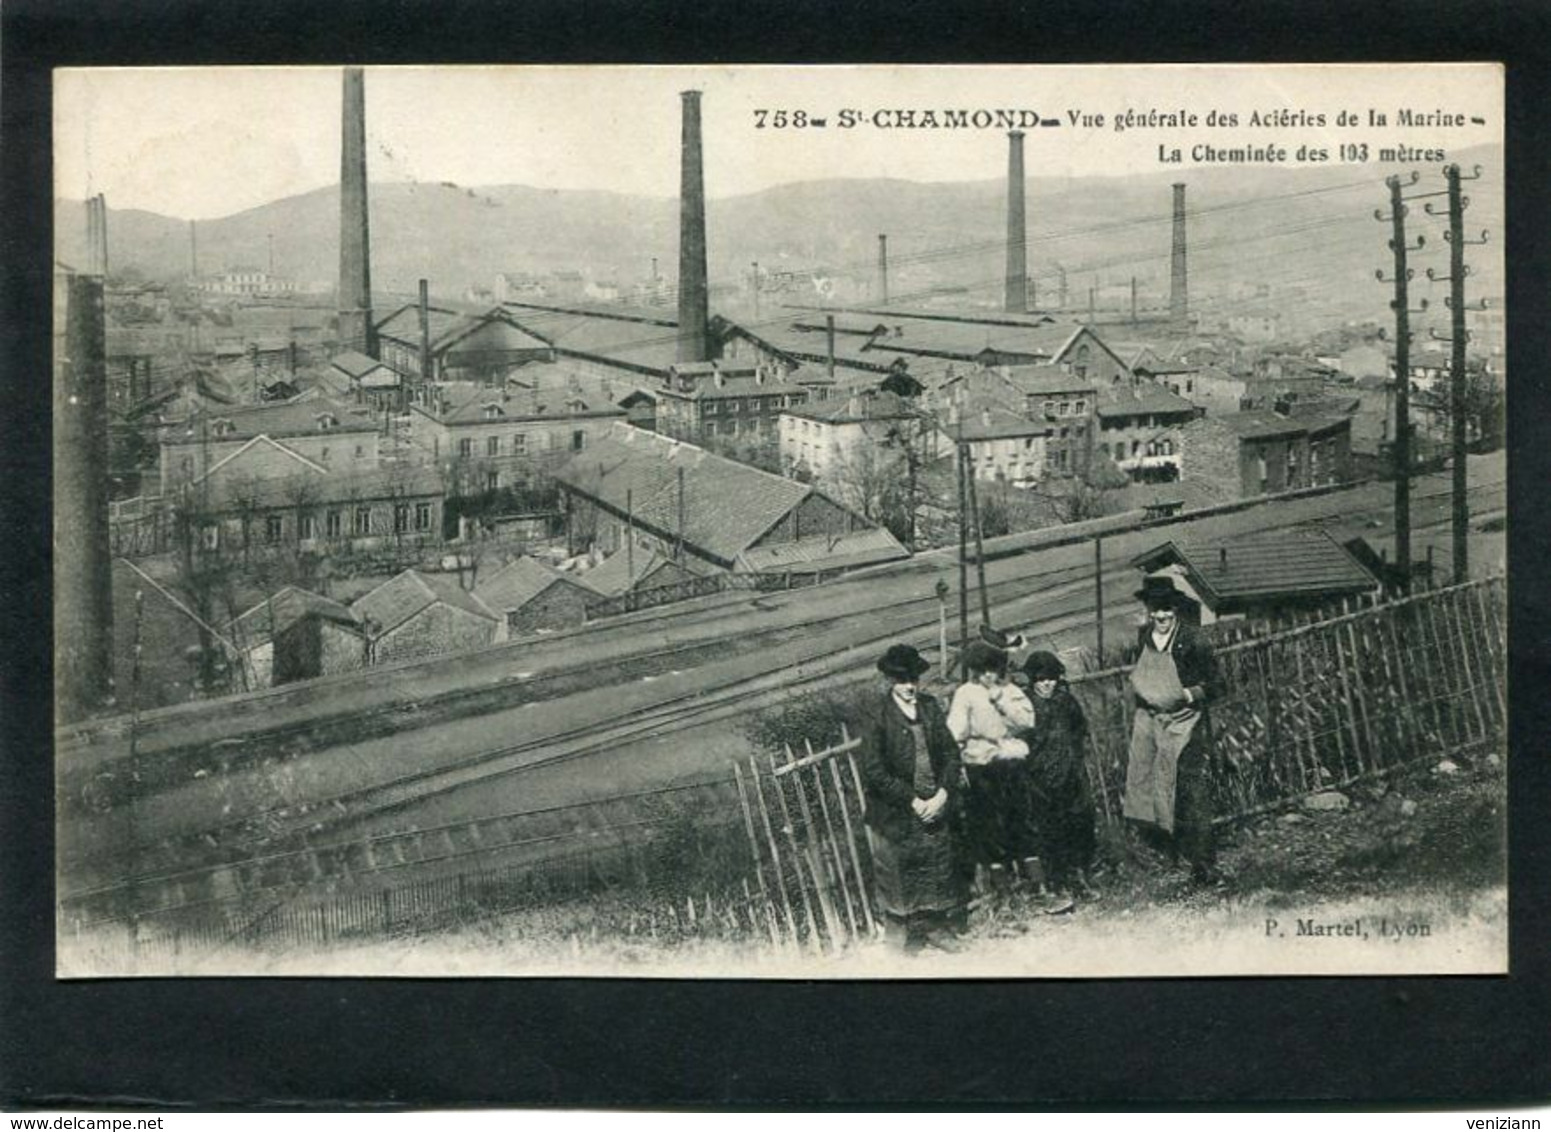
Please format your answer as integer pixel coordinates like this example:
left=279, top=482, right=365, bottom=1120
left=1123, top=575, right=1224, bottom=886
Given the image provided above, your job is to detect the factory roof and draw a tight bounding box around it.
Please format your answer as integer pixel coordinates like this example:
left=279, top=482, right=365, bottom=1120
left=580, top=547, right=713, bottom=597
left=782, top=389, right=919, bottom=424
left=941, top=402, right=1050, bottom=442
left=735, top=527, right=910, bottom=574
left=165, top=397, right=378, bottom=443
left=554, top=424, right=832, bottom=565
left=996, top=364, right=1100, bottom=397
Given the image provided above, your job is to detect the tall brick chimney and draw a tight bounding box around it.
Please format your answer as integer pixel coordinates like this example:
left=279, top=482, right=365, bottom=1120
left=54, top=259, right=114, bottom=721
left=1004, top=131, right=1027, bottom=314
left=1169, top=182, right=1188, bottom=331
left=676, top=90, right=710, bottom=363
left=338, top=67, right=377, bottom=357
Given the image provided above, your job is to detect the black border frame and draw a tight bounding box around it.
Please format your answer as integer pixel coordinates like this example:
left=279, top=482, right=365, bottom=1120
left=4, top=0, right=1549, bottom=1109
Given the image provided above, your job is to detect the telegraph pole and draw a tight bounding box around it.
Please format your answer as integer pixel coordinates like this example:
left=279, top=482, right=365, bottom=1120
left=964, top=454, right=990, bottom=629
left=1426, top=164, right=1488, bottom=584
left=956, top=442, right=969, bottom=676
left=1376, top=173, right=1427, bottom=591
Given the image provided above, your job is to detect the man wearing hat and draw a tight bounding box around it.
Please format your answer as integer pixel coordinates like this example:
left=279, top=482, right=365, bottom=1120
left=1122, top=575, right=1225, bottom=885
left=854, top=643, right=971, bottom=951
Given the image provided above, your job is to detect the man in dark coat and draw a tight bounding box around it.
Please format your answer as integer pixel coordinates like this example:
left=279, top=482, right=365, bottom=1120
left=856, top=643, right=970, bottom=952
left=1122, top=576, right=1225, bottom=885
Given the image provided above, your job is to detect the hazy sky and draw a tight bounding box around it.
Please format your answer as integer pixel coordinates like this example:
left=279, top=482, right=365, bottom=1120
left=55, top=65, right=1502, bottom=220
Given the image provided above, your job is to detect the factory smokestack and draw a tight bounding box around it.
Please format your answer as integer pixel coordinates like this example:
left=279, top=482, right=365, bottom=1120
left=1004, top=131, right=1027, bottom=314
left=54, top=260, right=114, bottom=722
left=418, top=278, right=433, bottom=385
left=676, top=90, right=710, bottom=364
left=1170, top=182, right=1188, bottom=331
left=338, top=67, right=376, bottom=357
left=877, top=234, right=889, bottom=305
left=85, top=195, right=109, bottom=277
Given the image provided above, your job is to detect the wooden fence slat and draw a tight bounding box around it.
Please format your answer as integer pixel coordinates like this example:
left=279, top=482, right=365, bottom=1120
left=746, top=758, right=800, bottom=942
left=1448, top=587, right=1491, bottom=745
left=1417, top=590, right=1462, bottom=754
left=784, top=744, right=840, bottom=946
left=827, top=754, right=876, bottom=939
left=809, top=759, right=858, bottom=943
left=732, top=761, right=782, bottom=946
left=765, top=750, right=821, bottom=949
left=1332, top=599, right=1372, bottom=776
left=1469, top=580, right=1508, bottom=723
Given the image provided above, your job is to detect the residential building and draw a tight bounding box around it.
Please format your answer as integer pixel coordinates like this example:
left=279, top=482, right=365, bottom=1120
left=778, top=389, right=927, bottom=485
left=351, top=569, right=499, bottom=665
left=1176, top=408, right=1352, bottom=499
left=654, top=360, right=811, bottom=447
left=939, top=400, right=1052, bottom=485
left=1095, top=381, right=1201, bottom=483
left=409, top=379, right=626, bottom=491
left=1132, top=529, right=1380, bottom=625
left=932, top=364, right=1097, bottom=474
left=474, top=556, right=601, bottom=639
left=554, top=424, right=888, bottom=574
left=158, top=398, right=379, bottom=494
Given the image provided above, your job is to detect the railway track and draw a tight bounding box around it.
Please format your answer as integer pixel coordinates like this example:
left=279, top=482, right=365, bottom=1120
left=60, top=469, right=1506, bottom=922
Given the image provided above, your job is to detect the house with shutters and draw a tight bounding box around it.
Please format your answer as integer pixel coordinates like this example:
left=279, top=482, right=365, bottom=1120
left=1176, top=406, right=1352, bottom=499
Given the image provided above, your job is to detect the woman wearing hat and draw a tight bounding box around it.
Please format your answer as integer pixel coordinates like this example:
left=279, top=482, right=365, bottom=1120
left=1020, top=650, right=1098, bottom=904
left=855, top=643, right=970, bottom=952
left=1122, top=576, right=1224, bottom=885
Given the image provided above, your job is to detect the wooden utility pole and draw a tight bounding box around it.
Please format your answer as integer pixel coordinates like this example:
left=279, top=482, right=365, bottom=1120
left=625, top=487, right=635, bottom=591
left=1427, top=163, right=1487, bottom=584
left=1378, top=173, right=1427, bottom=591
left=964, top=453, right=990, bottom=629
left=676, top=466, right=686, bottom=563
left=1093, top=534, right=1105, bottom=660
left=956, top=442, right=969, bottom=676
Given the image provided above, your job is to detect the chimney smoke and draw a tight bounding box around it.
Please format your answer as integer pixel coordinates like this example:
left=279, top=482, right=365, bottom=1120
left=676, top=90, right=710, bottom=363
left=338, top=67, right=377, bottom=357
left=1004, top=131, right=1027, bottom=314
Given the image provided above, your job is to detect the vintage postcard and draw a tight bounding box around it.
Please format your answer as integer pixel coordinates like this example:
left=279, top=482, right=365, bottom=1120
left=52, top=63, right=1506, bottom=978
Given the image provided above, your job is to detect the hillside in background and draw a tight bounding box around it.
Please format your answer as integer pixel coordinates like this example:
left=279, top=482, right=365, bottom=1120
left=57, top=143, right=1502, bottom=333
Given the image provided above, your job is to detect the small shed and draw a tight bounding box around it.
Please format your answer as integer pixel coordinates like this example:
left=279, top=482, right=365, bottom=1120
left=475, top=556, right=601, bottom=639
left=351, top=569, right=499, bottom=664
left=228, top=586, right=368, bottom=689
left=1131, top=528, right=1381, bottom=624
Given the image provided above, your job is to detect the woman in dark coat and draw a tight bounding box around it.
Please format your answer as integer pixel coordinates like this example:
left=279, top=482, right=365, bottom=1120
left=1122, top=576, right=1225, bottom=885
left=1019, top=651, right=1097, bottom=899
left=855, top=643, right=970, bottom=952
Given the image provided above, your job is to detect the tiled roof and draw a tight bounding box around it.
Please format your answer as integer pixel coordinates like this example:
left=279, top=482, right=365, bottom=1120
left=351, top=569, right=496, bottom=636
left=330, top=350, right=393, bottom=379
left=747, top=325, right=892, bottom=370
left=1133, top=529, right=1379, bottom=604
left=867, top=318, right=1081, bottom=361
left=784, top=389, right=918, bottom=423
left=429, top=383, right=625, bottom=425
left=1205, top=410, right=1308, bottom=440
left=735, top=528, right=909, bottom=573
left=579, top=547, right=712, bottom=596
left=942, top=402, right=1049, bottom=442
left=228, top=586, right=361, bottom=649
left=475, top=555, right=597, bottom=613
left=200, top=461, right=443, bottom=512
left=554, top=425, right=817, bottom=564
left=997, top=364, right=1099, bottom=397
left=168, top=397, right=377, bottom=442
left=1096, top=382, right=1198, bottom=419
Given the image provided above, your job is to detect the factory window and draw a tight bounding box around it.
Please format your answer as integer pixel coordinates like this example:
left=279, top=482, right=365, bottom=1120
left=487, top=436, right=500, bottom=457
left=512, top=433, right=527, bottom=455
left=459, top=438, right=473, bottom=458
left=265, top=515, right=283, bottom=544
left=415, top=502, right=432, bottom=531
left=300, top=513, right=317, bottom=541
left=482, top=404, right=503, bottom=419
left=393, top=504, right=410, bottom=534
left=354, top=507, right=372, bottom=536
left=571, top=430, right=586, bottom=451
left=706, top=401, right=720, bottom=415
left=1058, top=448, right=1069, bottom=471
left=1043, top=400, right=1056, bottom=418
left=1059, top=401, right=1070, bottom=416
left=486, top=470, right=501, bottom=492
left=326, top=510, right=344, bottom=539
